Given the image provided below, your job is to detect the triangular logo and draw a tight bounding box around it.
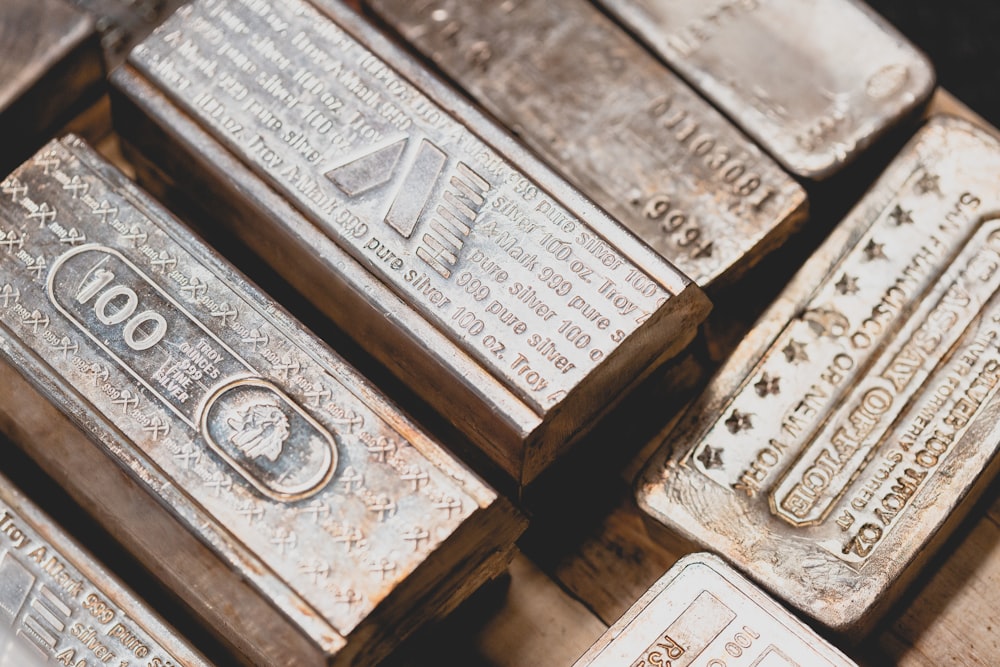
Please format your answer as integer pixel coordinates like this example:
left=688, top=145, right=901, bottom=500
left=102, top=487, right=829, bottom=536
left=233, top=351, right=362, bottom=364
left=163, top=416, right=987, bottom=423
left=325, top=138, right=408, bottom=196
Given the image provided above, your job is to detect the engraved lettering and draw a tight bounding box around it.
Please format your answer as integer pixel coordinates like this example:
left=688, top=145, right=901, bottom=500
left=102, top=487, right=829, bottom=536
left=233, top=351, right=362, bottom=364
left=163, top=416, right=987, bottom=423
left=49, top=246, right=248, bottom=424
left=130, top=0, right=677, bottom=413
left=0, top=510, right=32, bottom=550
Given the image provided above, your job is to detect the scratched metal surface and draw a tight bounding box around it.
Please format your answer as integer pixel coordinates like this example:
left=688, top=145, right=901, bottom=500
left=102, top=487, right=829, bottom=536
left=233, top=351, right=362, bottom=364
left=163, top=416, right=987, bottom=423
left=598, top=0, right=935, bottom=179
left=0, top=136, right=515, bottom=663
left=575, top=553, right=856, bottom=667
left=363, top=0, right=806, bottom=289
left=0, top=473, right=208, bottom=666
left=638, top=116, right=1000, bottom=634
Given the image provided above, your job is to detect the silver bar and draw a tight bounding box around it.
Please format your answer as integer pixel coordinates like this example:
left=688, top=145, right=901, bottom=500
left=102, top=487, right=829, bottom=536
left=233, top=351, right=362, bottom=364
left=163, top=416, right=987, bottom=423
left=575, top=553, right=856, bottom=666
left=362, top=0, right=807, bottom=289
left=66, top=0, right=189, bottom=67
left=111, top=0, right=711, bottom=485
left=0, top=0, right=103, bottom=174
left=597, top=0, right=935, bottom=179
left=0, top=136, right=524, bottom=665
left=637, top=116, right=1000, bottom=635
left=0, top=471, right=207, bottom=666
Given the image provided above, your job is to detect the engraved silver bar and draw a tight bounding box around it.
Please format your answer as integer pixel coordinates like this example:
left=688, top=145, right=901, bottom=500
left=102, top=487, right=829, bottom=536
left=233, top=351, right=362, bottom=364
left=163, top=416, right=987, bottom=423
left=65, top=0, right=189, bottom=67
left=0, top=136, right=525, bottom=666
left=597, top=0, right=936, bottom=179
left=0, top=0, right=104, bottom=174
left=110, top=0, right=711, bottom=485
left=362, top=0, right=807, bottom=289
left=0, top=472, right=208, bottom=667
left=637, top=116, right=1000, bottom=635
left=574, top=553, right=856, bottom=666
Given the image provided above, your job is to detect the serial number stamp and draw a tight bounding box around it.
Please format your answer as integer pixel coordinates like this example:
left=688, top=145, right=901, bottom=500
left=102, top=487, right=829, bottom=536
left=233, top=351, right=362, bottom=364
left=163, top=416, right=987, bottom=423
left=364, top=0, right=806, bottom=286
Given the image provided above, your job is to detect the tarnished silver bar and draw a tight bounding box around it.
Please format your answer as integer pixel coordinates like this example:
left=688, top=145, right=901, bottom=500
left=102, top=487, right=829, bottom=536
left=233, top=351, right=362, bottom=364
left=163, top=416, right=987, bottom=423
left=637, top=116, right=1000, bottom=634
left=66, top=0, right=188, bottom=67
left=362, top=0, right=806, bottom=289
left=111, top=0, right=711, bottom=485
left=0, top=136, right=525, bottom=666
left=597, top=0, right=935, bottom=179
left=0, top=0, right=103, bottom=174
left=574, top=553, right=856, bottom=666
left=0, top=472, right=208, bottom=666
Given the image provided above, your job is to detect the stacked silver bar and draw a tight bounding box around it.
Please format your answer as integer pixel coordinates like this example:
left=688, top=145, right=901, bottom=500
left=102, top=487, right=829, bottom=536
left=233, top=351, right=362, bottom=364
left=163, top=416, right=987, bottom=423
left=638, top=116, right=1000, bottom=634
left=361, top=0, right=990, bottom=640
left=362, top=0, right=807, bottom=289
left=596, top=0, right=935, bottom=178
left=0, top=135, right=524, bottom=666
left=575, top=553, right=856, bottom=666
left=0, top=471, right=207, bottom=666
left=0, top=0, right=994, bottom=663
left=111, top=0, right=711, bottom=485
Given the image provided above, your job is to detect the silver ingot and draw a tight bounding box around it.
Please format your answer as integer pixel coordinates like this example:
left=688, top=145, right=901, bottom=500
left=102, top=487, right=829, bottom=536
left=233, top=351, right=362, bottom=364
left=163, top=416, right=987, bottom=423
left=0, top=471, right=207, bottom=666
left=597, top=0, right=935, bottom=178
left=637, top=116, right=1000, bottom=635
left=575, top=553, right=856, bottom=666
left=362, top=0, right=807, bottom=288
left=111, top=0, right=711, bottom=484
left=0, top=136, right=525, bottom=665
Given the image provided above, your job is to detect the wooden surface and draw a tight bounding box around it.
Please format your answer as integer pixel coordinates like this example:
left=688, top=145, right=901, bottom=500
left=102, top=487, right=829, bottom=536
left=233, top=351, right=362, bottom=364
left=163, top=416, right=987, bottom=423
left=67, top=70, right=1000, bottom=667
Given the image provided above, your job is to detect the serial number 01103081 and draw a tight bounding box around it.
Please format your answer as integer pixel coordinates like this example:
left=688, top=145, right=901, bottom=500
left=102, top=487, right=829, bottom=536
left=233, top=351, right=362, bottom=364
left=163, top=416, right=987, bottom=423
left=637, top=116, right=1000, bottom=635
left=362, top=0, right=806, bottom=288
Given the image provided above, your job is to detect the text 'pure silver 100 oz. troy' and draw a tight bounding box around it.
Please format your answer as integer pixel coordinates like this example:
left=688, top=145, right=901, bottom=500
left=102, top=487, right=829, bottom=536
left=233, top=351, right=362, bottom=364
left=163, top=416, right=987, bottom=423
left=0, top=471, right=208, bottom=666
left=638, top=116, right=1000, bottom=635
left=362, top=0, right=807, bottom=289
left=0, top=136, right=525, bottom=666
left=596, top=0, right=936, bottom=179
left=574, top=553, right=856, bottom=667
left=110, top=0, right=711, bottom=485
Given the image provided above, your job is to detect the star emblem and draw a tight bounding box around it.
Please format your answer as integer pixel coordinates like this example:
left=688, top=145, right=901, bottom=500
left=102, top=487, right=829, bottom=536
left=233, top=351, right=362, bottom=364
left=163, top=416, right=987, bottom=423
left=835, top=274, right=859, bottom=295
left=782, top=340, right=809, bottom=364
left=889, top=205, right=914, bottom=226
left=915, top=172, right=941, bottom=195
left=697, top=445, right=724, bottom=470
left=754, top=373, right=780, bottom=397
left=725, top=409, right=753, bottom=434
left=863, top=239, right=886, bottom=261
